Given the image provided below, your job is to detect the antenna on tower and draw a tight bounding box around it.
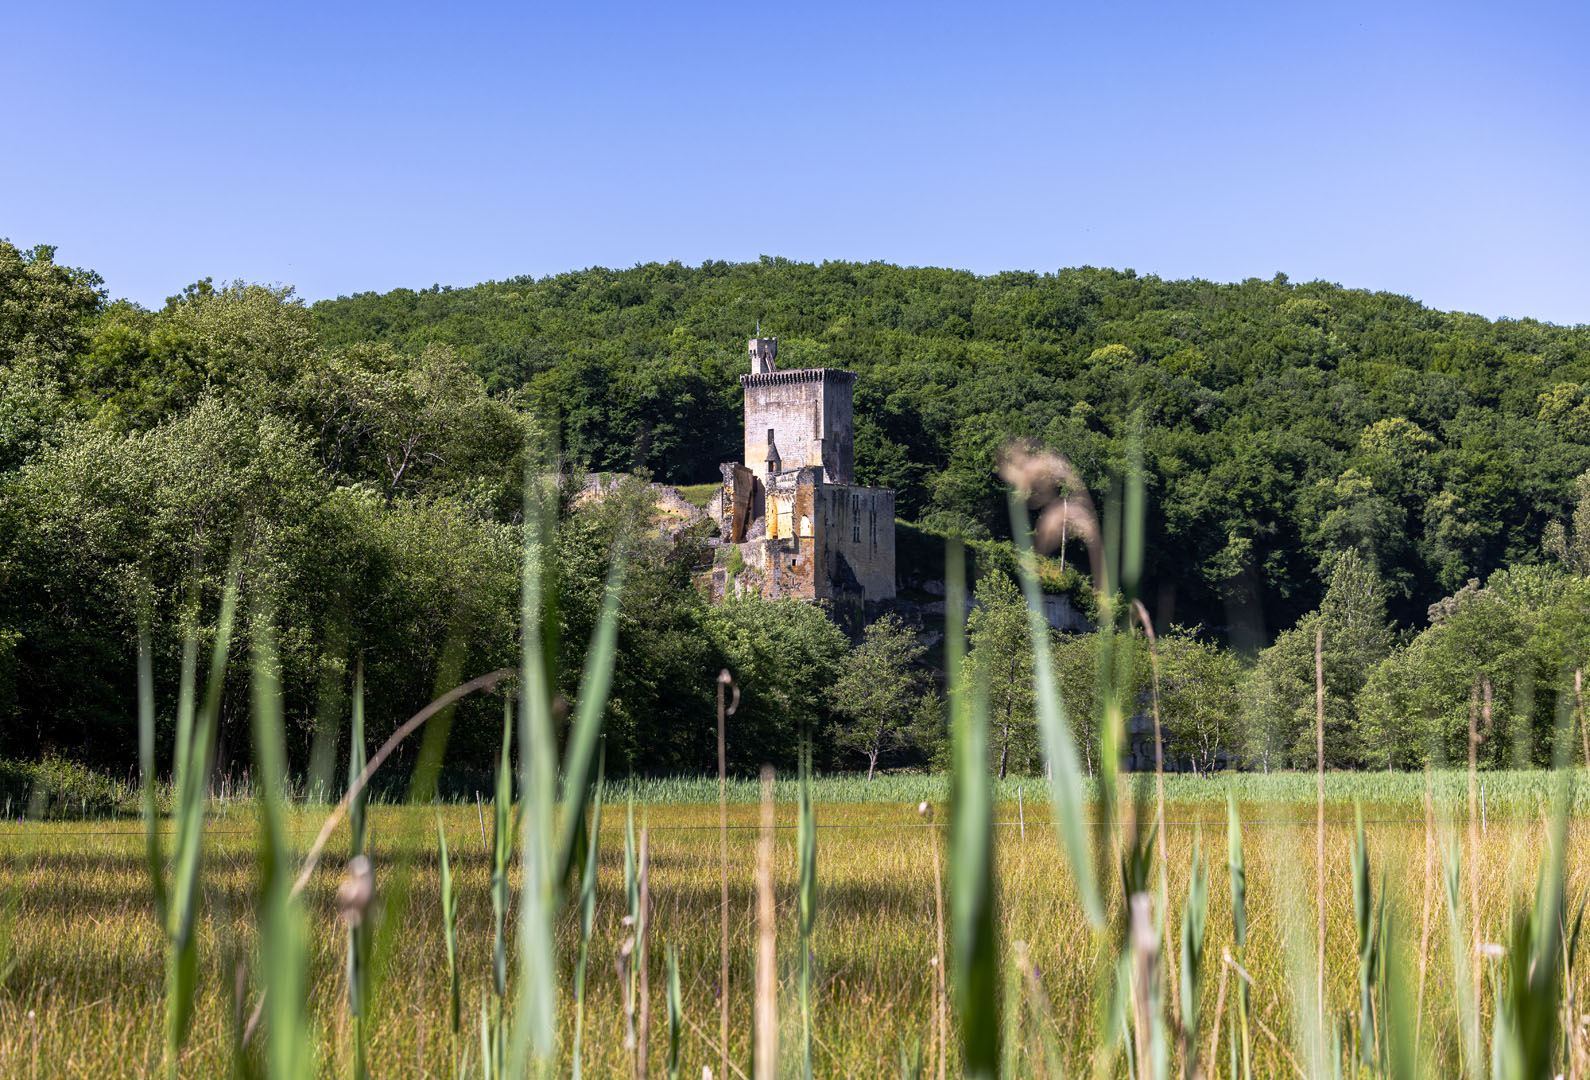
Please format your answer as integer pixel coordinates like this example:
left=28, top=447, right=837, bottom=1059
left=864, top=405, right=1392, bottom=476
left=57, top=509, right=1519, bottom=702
left=756, top=318, right=761, bottom=336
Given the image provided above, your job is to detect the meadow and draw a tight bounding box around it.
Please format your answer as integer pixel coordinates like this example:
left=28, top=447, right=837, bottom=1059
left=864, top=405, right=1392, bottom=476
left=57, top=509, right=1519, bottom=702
left=3, top=772, right=1588, bottom=1078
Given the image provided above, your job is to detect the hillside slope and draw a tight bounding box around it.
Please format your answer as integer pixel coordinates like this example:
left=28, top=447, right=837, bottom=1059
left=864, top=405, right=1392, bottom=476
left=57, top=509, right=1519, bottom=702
left=315, top=260, right=1590, bottom=634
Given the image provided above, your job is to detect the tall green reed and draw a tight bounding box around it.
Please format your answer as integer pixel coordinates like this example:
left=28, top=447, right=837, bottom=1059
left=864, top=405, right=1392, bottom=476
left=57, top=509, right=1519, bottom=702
left=508, top=471, right=629, bottom=1074
left=571, top=758, right=605, bottom=1080
left=946, top=536, right=999, bottom=1079
left=436, top=814, right=460, bottom=1046
left=346, top=663, right=372, bottom=1080
left=251, top=616, right=315, bottom=1079
left=798, top=746, right=818, bottom=1080
left=137, top=569, right=237, bottom=1077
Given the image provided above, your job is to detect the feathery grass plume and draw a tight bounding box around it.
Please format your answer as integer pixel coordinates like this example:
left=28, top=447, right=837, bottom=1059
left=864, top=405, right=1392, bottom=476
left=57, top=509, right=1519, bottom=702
left=436, top=814, right=460, bottom=1043
left=1178, top=837, right=1208, bottom=1080
left=755, top=766, right=778, bottom=1080
left=666, top=943, right=683, bottom=1080
left=251, top=614, right=315, bottom=1080
left=1000, top=453, right=1102, bottom=925
left=137, top=566, right=237, bottom=1077
left=346, top=663, right=372, bottom=1080
left=946, top=535, right=1000, bottom=1080
left=1226, top=792, right=1252, bottom=1080
left=571, top=755, right=606, bottom=1080
left=797, top=745, right=818, bottom=1080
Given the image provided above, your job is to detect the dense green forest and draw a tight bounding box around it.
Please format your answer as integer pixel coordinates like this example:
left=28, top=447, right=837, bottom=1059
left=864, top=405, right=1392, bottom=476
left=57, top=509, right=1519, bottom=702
left=313, top=257, right=1590, bottom=637
left=4, top=240, right=1590, bottom=781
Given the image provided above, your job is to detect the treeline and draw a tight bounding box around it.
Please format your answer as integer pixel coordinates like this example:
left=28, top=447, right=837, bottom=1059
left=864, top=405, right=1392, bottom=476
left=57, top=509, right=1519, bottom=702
left=5, top=239, right=1590, bottom=779
left=919, top=544, right=1590, bottom=778
left=315, top=256, right=1590, bottom=636
left=0, top=243, right=843, bottom=776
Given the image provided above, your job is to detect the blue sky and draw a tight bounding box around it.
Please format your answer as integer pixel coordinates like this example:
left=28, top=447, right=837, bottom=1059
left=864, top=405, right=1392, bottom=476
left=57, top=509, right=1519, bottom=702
left=4, top=1, right=1587, bottom=323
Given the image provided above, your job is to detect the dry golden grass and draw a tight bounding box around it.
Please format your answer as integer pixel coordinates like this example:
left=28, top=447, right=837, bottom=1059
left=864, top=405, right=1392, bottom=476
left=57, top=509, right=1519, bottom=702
left=0, top=792, right=1585, bottom=1078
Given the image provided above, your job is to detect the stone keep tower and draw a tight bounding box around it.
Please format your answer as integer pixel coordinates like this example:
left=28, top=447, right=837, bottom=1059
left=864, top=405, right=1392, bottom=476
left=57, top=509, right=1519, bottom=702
left=740, top=336, right=855, bottom=484
left=710, top=336, right=894, bottom=611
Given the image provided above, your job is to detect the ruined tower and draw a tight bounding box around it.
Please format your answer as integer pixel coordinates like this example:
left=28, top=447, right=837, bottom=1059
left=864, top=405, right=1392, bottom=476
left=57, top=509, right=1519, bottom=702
left=709, top=336, right=895, bottom=612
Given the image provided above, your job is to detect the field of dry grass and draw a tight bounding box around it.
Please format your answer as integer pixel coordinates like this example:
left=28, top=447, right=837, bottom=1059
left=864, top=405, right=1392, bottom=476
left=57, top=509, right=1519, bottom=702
left=3, top=781, right=1585, bottom=1079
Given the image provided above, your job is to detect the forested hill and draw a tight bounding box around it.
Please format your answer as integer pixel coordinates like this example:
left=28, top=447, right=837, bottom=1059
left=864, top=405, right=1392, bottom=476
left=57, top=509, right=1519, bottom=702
left=314, top=259, right=1590, bottom=635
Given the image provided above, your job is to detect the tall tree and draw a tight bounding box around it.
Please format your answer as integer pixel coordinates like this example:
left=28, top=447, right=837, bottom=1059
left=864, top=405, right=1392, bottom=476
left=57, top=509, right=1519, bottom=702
left=965, top=572, right=1036, bottom=778
left=1243, top=549, right=1391, bottom=768
left=830, top=613, right=929, bottom=780
left=1155, top=628, right=1243, bottom=775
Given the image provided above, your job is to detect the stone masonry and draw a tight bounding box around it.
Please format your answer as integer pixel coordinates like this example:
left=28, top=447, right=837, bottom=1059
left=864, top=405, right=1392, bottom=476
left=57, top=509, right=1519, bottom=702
left=708, top=336, right=894, bottom=613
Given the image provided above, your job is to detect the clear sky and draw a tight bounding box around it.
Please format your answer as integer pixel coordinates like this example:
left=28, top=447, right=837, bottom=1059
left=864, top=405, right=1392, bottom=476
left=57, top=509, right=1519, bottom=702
left=4, top=1, right=1587, bottom=323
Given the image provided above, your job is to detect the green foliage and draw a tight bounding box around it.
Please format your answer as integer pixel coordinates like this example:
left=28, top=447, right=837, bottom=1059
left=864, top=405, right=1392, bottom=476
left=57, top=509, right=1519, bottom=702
left=1154, top=629, right=1244, bottom=773
left=0, top=753, right=128, bottom=818
left=830, top=612, right=930, bottom=779
left=700, top=596, right=848, bottom=772
left=965, top=571, right=1036, bottom=779
left=0, top=240, right=104, bottom=374
left=1244, top=548, right=1392, bottom=769
left=314, top=259, right=1590, bottom=634
left=1358, top=565, right=1590, bottom=768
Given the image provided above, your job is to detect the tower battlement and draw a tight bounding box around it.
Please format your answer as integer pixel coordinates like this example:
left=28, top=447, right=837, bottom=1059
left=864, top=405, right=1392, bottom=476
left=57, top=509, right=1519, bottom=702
left=740, top=360, right=856, bottom=485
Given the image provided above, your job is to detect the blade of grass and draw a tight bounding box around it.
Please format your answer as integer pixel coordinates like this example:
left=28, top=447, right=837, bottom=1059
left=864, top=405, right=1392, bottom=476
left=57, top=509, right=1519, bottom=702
left=947, top=535, right=999, bottom=1080
left=251, top=614, right=315, bottom=1080
left=572, top=754, right=605, bottom=1080
left=798, top=745, right=818, bottom=1080
left=755, top=766, right=777, bottom=1080
left=437, top=814, right=460, bottom=1040
left=347, top=663, right=372, bottom=1080
left=1006, top=484, right=1102, bottom=926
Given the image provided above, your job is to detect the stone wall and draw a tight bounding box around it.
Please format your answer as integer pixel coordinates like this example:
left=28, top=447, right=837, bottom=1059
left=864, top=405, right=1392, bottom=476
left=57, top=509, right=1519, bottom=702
left=740, top=368, right=855, bottom=484
left=811, top=482, right=894, bottom=601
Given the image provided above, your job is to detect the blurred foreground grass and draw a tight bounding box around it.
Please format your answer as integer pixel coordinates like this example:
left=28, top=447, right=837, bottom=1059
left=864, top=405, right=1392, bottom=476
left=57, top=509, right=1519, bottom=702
left=1, top=786, right=1585, bottom=1077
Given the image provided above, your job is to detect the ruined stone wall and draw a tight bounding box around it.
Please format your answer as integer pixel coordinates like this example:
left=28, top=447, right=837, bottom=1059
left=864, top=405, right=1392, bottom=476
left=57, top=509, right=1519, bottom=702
left=812, top=482, right=895, bottom=602
left=740, top=369, right=855, bottom=484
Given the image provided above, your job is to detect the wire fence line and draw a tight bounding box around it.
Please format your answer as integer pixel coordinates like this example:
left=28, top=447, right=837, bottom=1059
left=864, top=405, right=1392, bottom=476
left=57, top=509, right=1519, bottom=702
left=0, top=814, right=1567, bottom=840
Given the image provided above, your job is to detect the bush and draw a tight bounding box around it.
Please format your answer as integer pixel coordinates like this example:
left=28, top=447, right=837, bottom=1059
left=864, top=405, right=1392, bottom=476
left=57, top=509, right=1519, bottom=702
left=0, top=754, right=135, bottom=819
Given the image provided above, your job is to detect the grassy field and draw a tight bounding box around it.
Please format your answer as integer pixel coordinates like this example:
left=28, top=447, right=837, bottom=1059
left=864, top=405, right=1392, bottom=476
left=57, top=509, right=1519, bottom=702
left=2, top=773, right=1587, bottom=1078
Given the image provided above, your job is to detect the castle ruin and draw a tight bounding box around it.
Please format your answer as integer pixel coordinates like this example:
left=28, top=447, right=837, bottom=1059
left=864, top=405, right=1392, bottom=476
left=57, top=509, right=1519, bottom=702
left=708, top=336, right=895, bottom=612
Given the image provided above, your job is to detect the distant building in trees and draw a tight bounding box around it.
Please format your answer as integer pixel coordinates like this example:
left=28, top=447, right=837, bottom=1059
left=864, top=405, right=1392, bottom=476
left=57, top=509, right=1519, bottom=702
left=707, top=336, right=895, bottom=616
